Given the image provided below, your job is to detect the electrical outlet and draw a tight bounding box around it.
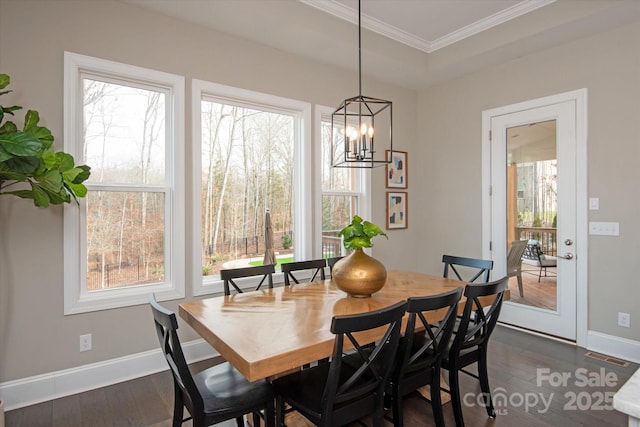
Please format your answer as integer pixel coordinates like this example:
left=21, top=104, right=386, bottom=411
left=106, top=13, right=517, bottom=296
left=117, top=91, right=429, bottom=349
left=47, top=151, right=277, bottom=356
left=618, top=312, right=630, bottom=328
left=80, top=333, right=92, bottom=352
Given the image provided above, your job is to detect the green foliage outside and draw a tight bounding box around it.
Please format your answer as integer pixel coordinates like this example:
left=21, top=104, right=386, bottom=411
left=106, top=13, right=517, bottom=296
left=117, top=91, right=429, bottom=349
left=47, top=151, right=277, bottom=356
left=0, top=74, right=91, bottom=207
left=282, top=234, right=292, bottom=249
left=249, top=256, right=294, bottom=268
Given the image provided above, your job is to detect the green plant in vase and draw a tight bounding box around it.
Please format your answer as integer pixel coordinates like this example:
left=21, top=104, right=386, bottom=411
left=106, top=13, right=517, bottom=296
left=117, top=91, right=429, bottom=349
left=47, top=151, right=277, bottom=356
left=334, top=215, right=388, bottom=297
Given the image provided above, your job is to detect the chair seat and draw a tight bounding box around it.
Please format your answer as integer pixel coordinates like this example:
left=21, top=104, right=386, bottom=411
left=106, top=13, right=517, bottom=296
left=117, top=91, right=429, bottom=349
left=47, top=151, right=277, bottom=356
left=195, top=362, right=273, bottom=419
left=272, top=362, right=378, bottom=424
left=522, top=256, right=557, bottom=267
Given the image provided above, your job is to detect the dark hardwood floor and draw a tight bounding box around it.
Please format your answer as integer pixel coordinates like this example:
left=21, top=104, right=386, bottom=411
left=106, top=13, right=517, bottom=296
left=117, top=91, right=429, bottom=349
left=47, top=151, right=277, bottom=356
left=6, top=325, right=637, bottom=426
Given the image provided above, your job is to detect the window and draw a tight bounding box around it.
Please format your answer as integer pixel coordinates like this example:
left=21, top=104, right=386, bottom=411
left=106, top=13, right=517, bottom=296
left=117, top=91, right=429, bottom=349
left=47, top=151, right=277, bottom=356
left=317, top=106, right=370, bottom=258
left=63, top=52, right=185, bottom=314
left=192, top=81, right=311, bottom=295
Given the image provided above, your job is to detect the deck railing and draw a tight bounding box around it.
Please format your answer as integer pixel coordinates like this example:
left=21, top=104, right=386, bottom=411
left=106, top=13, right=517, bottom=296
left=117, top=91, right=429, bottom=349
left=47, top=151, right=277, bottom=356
left=516, top=227, right=557, bottom=256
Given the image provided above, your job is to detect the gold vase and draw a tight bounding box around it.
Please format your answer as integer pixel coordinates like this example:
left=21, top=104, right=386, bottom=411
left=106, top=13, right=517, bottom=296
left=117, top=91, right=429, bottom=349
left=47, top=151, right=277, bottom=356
left=332, top=248, right=387, bottom=297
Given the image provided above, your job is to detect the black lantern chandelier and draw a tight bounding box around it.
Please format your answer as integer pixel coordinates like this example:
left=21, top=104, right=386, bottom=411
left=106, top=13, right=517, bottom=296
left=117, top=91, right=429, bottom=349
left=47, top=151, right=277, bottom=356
left=332, top=0, right=393, bottom=168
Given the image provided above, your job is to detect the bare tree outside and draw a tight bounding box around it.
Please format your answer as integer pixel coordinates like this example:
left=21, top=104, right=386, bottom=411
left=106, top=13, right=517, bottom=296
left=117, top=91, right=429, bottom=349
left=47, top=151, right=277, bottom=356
left=83, top=80, right=166, bottom=289
left=200, top=99, right=295, bottom=276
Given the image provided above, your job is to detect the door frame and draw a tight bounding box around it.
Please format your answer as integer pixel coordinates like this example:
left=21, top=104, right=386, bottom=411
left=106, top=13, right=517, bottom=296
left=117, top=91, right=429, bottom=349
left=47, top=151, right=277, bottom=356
left=481, top=89, right=588, bottom=347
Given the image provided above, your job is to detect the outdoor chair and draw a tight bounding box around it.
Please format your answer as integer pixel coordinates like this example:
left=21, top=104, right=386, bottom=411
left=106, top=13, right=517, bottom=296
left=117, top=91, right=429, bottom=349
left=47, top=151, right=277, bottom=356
left=220, top=264, right=275, bottom=295
left=506, top=240, right=528, bottom=296
left=148, top=294, right=275, bottom=427
left=441, top=277, right=508, bottom=427
left=326, top=256, right=344, bottom=277
left=521, top=239, right=557, bottom=282
left=281, top=259, right=326, bottom=285
left=273, top=301, right=407, bottom=427
left=442, top=255, right=493, bottom=283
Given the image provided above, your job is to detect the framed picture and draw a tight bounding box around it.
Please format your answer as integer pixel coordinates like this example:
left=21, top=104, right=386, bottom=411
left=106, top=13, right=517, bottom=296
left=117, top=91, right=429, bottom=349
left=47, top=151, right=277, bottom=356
left=386, top=192, right=408, bottom=229
left=386, top=150, right=408, bottom=188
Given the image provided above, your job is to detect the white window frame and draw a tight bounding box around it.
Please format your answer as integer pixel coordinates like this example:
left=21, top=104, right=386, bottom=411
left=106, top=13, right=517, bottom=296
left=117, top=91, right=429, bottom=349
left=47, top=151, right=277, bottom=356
left=192, top=80, right=312, bottom=296
left=315, top=105, right=371, bottom=256
left=63, top=52, right=185, bottom=314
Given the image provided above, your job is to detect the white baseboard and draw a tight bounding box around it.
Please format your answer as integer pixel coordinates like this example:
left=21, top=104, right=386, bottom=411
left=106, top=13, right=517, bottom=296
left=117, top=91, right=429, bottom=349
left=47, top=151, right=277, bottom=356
left=0, top=338, right=217, bottom=411
left=587, top=330, right=640, bottom=365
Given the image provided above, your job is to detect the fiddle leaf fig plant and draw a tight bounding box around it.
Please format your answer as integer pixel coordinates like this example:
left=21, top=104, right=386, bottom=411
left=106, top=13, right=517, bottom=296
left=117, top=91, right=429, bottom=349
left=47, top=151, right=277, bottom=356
left=0, top=73, right=90, bottom=207
left=338, top=215, right=388, bottom=251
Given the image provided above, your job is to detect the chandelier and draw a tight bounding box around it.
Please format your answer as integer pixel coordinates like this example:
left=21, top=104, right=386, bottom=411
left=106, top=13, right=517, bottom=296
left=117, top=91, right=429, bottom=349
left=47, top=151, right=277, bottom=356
left=332, top=0, right=393, bottom=168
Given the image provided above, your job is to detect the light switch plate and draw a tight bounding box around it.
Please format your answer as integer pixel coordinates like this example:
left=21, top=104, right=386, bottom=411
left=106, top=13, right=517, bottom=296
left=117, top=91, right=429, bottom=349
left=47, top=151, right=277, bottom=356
left=589, top=197, right=599, bottom=210
left=589, top=221, right=619, bottom=236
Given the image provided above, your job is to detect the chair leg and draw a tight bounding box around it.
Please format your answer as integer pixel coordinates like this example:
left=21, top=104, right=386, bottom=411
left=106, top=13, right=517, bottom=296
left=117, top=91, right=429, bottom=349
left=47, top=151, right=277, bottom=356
left=373, top=394, right=385, bottom=427
left=172, top=385, right=184, bottom=427
left=275, top=395, right=286, bottom=427
left=448, top=366, right=465, bottom=427
left=252, top=411, right=260, bottom=427
left=236, top=415, right=244, bottom=427
left=478, top=350, right=496, bottom=418
left=430, top=370, right=445, bottom=427
left=391, top=386, right=403, bottom=427
left=265, top=397, right=276, bottom=427
left=538, top=267, right=542, bottom=282
left=517, top=272, right=524, bottom=297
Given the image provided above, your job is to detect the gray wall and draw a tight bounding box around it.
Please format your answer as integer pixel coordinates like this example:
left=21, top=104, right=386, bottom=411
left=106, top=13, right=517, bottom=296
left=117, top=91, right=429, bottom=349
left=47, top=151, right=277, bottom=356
left=1, top=0, right=639, bottom=388
left=0, top=0, right=417, bottom=382
left=414, top=20, right=640, bottom=341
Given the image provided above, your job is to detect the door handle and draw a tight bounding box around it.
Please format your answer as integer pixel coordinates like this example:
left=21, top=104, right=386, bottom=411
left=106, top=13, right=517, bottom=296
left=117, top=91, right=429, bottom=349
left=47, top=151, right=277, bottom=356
left=562, top=253, right=574, bottom=260
left=565, top=239, right=573, bottom=246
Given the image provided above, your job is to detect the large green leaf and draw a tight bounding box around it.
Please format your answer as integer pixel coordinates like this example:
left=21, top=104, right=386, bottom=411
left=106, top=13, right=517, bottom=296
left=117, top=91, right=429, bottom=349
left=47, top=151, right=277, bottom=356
left=0, top=131, right=43, bottom=156
left=30, top=183, right=50, bottom=207
left=73, top=165, right=91, bottom=184
left=3, top=155, right=40, bottom=174
left=36, top=169, right=63, bottom=193
left=0, top=74, right=9, bottom=90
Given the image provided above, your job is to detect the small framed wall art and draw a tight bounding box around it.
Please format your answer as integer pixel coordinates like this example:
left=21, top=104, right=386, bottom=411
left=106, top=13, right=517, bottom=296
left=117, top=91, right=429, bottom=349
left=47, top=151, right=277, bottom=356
left=386, top=191, right=408, bottom=229
left=386, top=150, right=407, bottom=189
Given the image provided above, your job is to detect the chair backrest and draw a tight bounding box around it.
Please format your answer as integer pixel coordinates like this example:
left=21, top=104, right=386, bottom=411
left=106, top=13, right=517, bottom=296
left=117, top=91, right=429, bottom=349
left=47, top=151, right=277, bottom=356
left=450, top=277, right=508, bottom=356
left=442, top=255, right=494, bottom=283
left=523, top=240, right=543, bottom=262
left=395, top=288, right=463, bottom=382
left=220, top=264, right=275, bottom=295
left=281, top=259, right=326, bottom=285
left=148, top=294, right=203, bottom=417
left=322, top=301, right=407, bottom=425
left=326, top=256, right=344, bottom=276
left=506, top=240, right=528, bottom=275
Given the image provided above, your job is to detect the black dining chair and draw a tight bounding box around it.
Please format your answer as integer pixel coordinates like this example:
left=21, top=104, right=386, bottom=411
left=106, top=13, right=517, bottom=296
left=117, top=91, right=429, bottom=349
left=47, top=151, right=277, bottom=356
left=220, top=264, right=275, bottom=295
left=281, top=259, right=327, bottom=285
left=386, top=288, right=463, bottom=427
left=148, top=294, right=275, bottom=427
left=272, top=300, right=407, bottom=427
left=442, top=254, right=494, bottom=283
left=441, top=277, right=508, bottom=427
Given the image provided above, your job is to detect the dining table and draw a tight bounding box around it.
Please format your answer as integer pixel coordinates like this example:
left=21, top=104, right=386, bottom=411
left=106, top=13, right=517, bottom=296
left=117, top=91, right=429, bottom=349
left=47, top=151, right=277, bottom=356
left=179, top=269, right=508, bottom=383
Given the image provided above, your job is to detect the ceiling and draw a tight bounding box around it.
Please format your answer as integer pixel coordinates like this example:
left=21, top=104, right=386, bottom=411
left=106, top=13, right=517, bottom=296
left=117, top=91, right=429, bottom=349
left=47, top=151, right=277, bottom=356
left=124, top=0, right=640, bottom=90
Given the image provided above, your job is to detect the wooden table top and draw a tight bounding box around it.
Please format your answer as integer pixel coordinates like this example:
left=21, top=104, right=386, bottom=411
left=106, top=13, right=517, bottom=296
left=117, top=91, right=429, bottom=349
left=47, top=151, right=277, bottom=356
left=179, top=270, right=483, bottom=382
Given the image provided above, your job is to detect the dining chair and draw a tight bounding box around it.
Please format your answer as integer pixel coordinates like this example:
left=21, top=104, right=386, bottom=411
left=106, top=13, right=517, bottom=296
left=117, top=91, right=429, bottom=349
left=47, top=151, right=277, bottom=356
left=521, top=239, right=558, bottom=282
left=220, top=264, right=275, bottom=295
left=281, top=259, right=326, bottom=285
left=272, top=300, right=407, bottom=427
left=441, top=277, right=508, bottom=427
left=442, top=254, right=494, bottom=283
left=386, top=288, right=463, bottom=427
left=148, top=294, right=275, bottom=427
left=326, top=256, right=344, bottom=277
left=506, top=240, right=528, bottom=296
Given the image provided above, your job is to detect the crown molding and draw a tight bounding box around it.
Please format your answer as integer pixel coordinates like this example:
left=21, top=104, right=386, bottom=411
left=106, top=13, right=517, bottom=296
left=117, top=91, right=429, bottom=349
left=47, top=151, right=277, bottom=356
left=300, top=0, right=556, bottom=53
